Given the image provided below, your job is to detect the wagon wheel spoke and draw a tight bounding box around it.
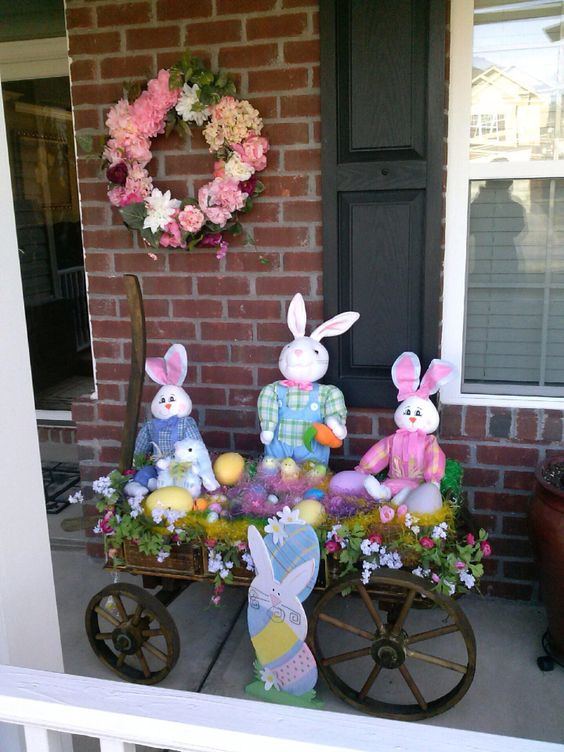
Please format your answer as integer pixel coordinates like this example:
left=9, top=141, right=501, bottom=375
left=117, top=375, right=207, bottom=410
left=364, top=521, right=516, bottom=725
left=116, top=652, right=126, bottom=669
left=94, top=632, right=113, bottom=641
left=142, top=628, right=164, bottom=638
left=94, top=605, right=120, bottom=627
left=356, top=583, right=384, bottom=632
left=390, top=588, right=416, bottom=635
left=406, top=648, right=467, bottom=674
left=321, top=647, right=372, bottom=667
left=406, top=623, right=460, bottom=645
left=399, top=664, right=428, bottom=711
left=131, top=604, right=144, bottom=626
left=318, top=613, right=374, bottom=641
left=136, top=649, right=151, bottom=679
left=143, top=641, right=169, bottom=664
left=113, top=595, right=129, bottom=622
left=358, top=663, right=382, bottom=700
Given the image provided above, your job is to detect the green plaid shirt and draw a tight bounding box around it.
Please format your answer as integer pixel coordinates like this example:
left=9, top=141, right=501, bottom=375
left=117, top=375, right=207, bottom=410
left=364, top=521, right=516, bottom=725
left=258, top=381, right=347, bottom=446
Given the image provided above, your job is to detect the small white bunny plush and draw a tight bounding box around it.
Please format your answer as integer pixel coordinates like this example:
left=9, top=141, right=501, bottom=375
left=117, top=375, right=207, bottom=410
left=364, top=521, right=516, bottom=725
left=257, top=293, right=359, bottom=464
left=247, top=525, right=318, bottom=696
left=357, top=352, right=457, bottom=514
left=156, top=437, right=219, bottom=497
left=125, top=344, right=204, bottom=498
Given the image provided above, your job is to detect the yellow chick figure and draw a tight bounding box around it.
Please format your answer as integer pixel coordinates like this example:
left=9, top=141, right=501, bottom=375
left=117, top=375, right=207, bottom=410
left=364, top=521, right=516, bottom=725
left=279, top=457, right=300, bottom=480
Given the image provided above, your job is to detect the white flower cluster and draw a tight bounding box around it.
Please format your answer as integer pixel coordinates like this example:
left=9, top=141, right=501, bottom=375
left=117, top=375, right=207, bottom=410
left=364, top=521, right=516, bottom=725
left=403, top=512, right=420, bottom=536
left=360, top=543, right=403, bottom=584
left=68, top=490, right=84, bottom=504
left=208, top=549, right=234, bottom=580
left=92, top=476, right=115, bottom=499
left=459, top=570, right=476, bottom=589
left=156, top=549, right=170, bottom=564
left=264, top=505, right=305, bottom=546
left=150, top=507, right=185, bottom=532
left=175, top=83, right=210, bottom=126
left=412, top=566, right=431, bottom=579
left=128, top=495, right=144, bottom=519
left=360, top=537, right=380, bottom=556
left=443, top=579, right=456, bottom=596
left=241, top=552, right=255, bottom=571
left=431, top=522, right=449, bottom=540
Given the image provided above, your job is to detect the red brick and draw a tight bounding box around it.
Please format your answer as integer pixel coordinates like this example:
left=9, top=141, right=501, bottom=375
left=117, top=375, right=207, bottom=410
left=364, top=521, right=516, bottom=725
left=502, top=515, right=530, bottom=536
left=96, top=362, right=132, bottom=381
left=172, top=299, right=224, bottom=318
left=74, top=109, right=101, bottom=130
left=225, top=252, right=280, bottom=272
left=228, top=300, right=280, bottom=319
left=187, top=344, right=229, bottom=362
left=72, top=401, right=96, bottom=423
left=88, top=298, right=117, bottom=318
left=143, top=277, right=194, bottom=296
left=256, top=322, right=288, bottom=341
left=266, top=175, right=310, bottom=197
left=471, top=512, right=499, bottom=533
left=488, top=407, right=512, bottom=439
left=146, top=320, right=197, bottom=340
left=83, top=229, right=135, bottom=250
left=169, top=252, right=224, bottom=273
left=91, top=319, right=132, bottom=340
left=219, top=43, right=279, bottom=69
left=165, top=153, right=214, bottom=175
left=234, top=432, right=263, bottom=452
left=98, top=383, right=122, bottom=401
left=284, top=149, right=321, bottom=172
left=200, top=322, right=253, bottom=341
left=258, top=366, right=281, bottom=383
left=346, top=414, right=374, bottom=434
left=463, top=468, right=499, bottom=488
left=126, top=26, right=180, bottom=51
left=230, top=387, right=261, bottom=406
left=99, top=445, right=122, bottom=463
left=489, top=537, right=533, bottom=558
left=439, top=405, right=462, bottom=438
left=283, top=201, right=321, bottom=223
left=248, top=67, right=308, bottom=93
left=256, top=276, right=311, bottom=296
left=85, top=253, right=112, bottom=273
left=201, top=365, right=253, bottom=385
left=463, top=406, right=487, bottom=438
left=93, top=341, right=121, bottom=360
left=474, top=492, right=530, bottom=513
left=72, top=83, right=125, bottom=106
left=69, top=32, right=121, bottom=56
left=246, top=13, right=307, bottom=40
left=476, top=444, right=539, bottom=467
left=189, top=387, right=228, bottom=406
left=157, top=0, right=212, bottom=20
left=197, top=276, right=250, bottom=296
left=284, top=39, right=320, bottom=63
left=217, top=0, right=276, bottom=12
left=132, top=298, right=170, bottom=318
left=248, top=202, right=281, bottom=223
left=282, top=0, right=317, bottom=6
left=206, top=409, right=257, bottom=428
left=200, top=430, right=231, bottom=449
left=503, top=560, right=537, bottom=581
left=66, top=6, right=94, bottom=28
left=271, top=122, right=309, bottom=145
left=543, top=410, right=563, bottom=442
left=185, top=19, right=242, bottom=45
left=281, top=95, right=321, bottom=118
left=515, top=409, right=538, bottom=443
left=282, top=251, right=322, bottom=272
left=481, top=579, right=533, bottom=600
left=100, top=55, right=153, bottom=79
left=80, top=182, right=110, bottom=202
left=246, top=95, right=277, bottom=119
left=98, top=404, right=127, bottom=423
left=348, top=437, right=378, bottom=456
left=254, top=226, right=309, bottom=247
left=376, top=414, right=397, bottom=435
left=114, top=253, right=167, bottom=272
left=504, top=470, right=536, bottom=492
left=232, top=344, right=280, bottom=363
left=81, top=206, right=108, bottom=226
left=97, top=3, right=151, bottom=27
left=71, top=60, right=96, bottom=82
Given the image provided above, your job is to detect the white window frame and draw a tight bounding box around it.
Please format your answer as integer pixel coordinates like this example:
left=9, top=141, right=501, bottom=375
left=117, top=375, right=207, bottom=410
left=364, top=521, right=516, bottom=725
left=0, top=36, right=97, bottom=422
left=441, top=0, right=564, bottom=409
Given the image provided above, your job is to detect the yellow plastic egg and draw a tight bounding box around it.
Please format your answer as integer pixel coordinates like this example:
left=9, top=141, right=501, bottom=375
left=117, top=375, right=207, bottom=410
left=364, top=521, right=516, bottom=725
left=213, top=452, right=245, bottom=486
left=294, top=499, right=326, bottom=527
left=144, top=486, right=194, bottom=530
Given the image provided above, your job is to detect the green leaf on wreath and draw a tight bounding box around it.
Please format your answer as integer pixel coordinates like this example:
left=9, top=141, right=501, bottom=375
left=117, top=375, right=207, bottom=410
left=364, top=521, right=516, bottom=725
left=119, top=202, right=146, bottom=230
left=254, top=180, right=265, bottom=195
left=140, top=227, right=161, bottom=248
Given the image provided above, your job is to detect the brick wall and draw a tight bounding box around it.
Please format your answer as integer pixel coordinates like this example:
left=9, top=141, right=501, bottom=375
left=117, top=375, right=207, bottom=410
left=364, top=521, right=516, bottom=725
left=66, top=0, right=559, bottom=598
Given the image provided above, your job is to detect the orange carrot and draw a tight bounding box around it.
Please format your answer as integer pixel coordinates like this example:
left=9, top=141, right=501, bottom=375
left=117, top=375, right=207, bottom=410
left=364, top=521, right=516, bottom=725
left=311, top=422, right=343, bottom=448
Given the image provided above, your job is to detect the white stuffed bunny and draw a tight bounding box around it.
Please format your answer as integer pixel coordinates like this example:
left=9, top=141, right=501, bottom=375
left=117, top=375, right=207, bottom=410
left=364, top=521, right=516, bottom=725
left=357, top=352, right=457, bottom=514
left=247, top=525, right=318, bottom=696
left=257, top=293, right=359, bottom=464
left=125, top=344, right=204, bottom=497
left=156, top=437, right=219, bottom=497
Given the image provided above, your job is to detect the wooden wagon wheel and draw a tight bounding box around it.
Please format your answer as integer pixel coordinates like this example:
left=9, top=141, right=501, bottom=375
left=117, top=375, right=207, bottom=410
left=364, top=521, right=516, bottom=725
left=85, top=582, right=180, bottom=685
left=308, top=570, right=476, bottom=721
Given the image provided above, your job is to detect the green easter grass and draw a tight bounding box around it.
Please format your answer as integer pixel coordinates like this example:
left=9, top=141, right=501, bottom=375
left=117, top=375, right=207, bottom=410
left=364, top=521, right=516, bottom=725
left=245, top=680, right=323, bottom=710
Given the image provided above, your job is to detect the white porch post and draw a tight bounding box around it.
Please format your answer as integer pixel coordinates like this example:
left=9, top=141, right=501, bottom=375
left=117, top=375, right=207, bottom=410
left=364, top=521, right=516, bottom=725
left=0, top=74, right=67, bottom=750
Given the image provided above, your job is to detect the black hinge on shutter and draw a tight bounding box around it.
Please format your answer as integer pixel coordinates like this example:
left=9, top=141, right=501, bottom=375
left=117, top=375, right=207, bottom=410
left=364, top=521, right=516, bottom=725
left=320, top=0, right=446, bottom=408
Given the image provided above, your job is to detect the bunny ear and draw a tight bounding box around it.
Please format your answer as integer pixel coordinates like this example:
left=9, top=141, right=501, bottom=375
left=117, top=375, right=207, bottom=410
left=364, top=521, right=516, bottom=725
left=418, top=359, right=457, bottom=398
left=163, top=344, right=187, bottom=386
left=248, top=525, right=275, bottom=580
left=287, top=293, right=307, bottom=339
left=146, top=344, right=187, bottom=386
left=391, top=352, right=421, bottom=401
left=310, top=311, right=360, bottom=342
left=281, top=559, right=315, bottom=598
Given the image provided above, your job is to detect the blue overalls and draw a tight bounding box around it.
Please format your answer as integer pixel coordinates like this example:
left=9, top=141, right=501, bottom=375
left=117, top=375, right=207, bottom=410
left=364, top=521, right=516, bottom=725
left=265, top=383, right=330, bottom=464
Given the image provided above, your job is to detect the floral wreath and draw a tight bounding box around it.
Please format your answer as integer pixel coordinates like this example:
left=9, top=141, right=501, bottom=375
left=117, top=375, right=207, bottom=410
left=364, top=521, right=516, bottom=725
left=103, top=51, right=268, bottom=259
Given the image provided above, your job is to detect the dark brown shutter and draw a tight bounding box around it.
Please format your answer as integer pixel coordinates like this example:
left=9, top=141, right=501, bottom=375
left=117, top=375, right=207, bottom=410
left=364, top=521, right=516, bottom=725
left=320, top=0, right=446, bottom=407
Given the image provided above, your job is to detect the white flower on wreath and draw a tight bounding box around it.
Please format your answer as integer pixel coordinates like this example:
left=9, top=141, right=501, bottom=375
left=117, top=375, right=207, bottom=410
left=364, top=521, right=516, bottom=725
left=277, top=505, right=305, bottom=526
left=224, top=152, right=254, bottom=181
left=175, top=83, right=210, bottom=126
left=431, top=522, right=448, bottom=541
left=265, top=516, right=287, bottom=546
left=144, top=188, right=181, bottom=233
left=260, top=666, right=280, bottom=691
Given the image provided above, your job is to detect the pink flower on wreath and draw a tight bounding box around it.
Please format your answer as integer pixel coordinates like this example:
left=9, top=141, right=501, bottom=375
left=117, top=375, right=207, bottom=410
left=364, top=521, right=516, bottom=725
left=233, top=135, right=269, bottom=172
left=325, top=539, right=341, bottom=554
left=178, top=205, right=205, bottom=234
left=213, top=161, right=226, bottom=178
left=125, top=163, right=153, bottom=198
left=396, top=504, right=408, bottom=519
left=480, top=541, right=492, bottom=557
left=199, top=232, right=229, bottom=260
left=466, top=533, right=475, bottom=546
left=420, top=536, right=435, bottom=549
left=198, top=177, right=247, bottom=227
left=239, top=173, right=257, bottom=195
left=132, top=70, right=181, bottom=138
left=379, top=505, right=395, bottom=524
left=108, top=187, right=145, bottom=207
left=160, top=220, right=186, bottom=249
left=106, top=99, right=135, bottom=139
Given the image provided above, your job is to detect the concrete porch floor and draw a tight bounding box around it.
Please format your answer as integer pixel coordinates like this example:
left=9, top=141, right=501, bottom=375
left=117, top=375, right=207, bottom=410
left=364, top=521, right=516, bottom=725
left=48, top=512, right=564, bottom=751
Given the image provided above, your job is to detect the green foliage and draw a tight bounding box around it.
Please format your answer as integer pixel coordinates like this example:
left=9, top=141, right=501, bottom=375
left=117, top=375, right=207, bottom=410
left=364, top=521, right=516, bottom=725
left=119, top=202, right=146, bottom=231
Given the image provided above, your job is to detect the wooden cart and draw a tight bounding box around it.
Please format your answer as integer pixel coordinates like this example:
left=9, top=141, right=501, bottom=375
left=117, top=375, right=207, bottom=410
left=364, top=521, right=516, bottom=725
left=85, top=276, right=476, bottom=721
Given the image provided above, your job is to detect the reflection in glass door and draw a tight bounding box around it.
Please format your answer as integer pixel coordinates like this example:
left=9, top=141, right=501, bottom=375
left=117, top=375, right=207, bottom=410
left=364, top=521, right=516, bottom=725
left=2, top=75, right=94, bottom=411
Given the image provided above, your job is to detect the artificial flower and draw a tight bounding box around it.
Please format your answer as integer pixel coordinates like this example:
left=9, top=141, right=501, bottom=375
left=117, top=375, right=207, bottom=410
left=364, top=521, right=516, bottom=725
left=203, top=96, right=263, bottom=151
left=277, top=505, right=305, bottom=525
left=419, top=536, right=435, bottom=549
left=68, top=490, right=84, bottom=504
left=466, top=533, right=475, bottom=545
left=144, top=188, right=181, bottom=233
left=156, top=549, right=170, bottom=563
left=379, top=505, right=395, bottom=524
left=233, top=134, right=269, bottom=171
left=260, top=667, right=280, bottom=691
left=160, top=220, right=186, bottom=248
left=396, top=504, right=408, bottom=519
left=175, top=83, right=210, bottom=126
left=480, top=541, right=492, bottom=557
left=198, top=177, right=247, bottom=226
left=432, top=522, right=448, bottom=540
left=224, top=152, right=254, bottom=181
left=325, top=539, right=341, bottom=554
left=264, top=516, right=287, bottom=546
left=106, top=161, right=128, bottom=185
left=178, top=205, right=205, bottom=233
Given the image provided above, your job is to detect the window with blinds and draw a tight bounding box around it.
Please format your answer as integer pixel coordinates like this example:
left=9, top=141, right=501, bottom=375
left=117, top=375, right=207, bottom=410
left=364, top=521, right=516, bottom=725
left=462, top=0, right=564, bottom=397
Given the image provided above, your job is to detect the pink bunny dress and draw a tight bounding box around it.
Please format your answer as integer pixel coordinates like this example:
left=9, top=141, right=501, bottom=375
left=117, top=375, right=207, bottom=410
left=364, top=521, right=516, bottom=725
left=356, top=429, right=445, bottom=496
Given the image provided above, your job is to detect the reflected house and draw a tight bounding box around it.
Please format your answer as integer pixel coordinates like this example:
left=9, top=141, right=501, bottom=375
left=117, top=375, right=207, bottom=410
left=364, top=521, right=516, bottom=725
left=470, top=65, right=550, bottom=160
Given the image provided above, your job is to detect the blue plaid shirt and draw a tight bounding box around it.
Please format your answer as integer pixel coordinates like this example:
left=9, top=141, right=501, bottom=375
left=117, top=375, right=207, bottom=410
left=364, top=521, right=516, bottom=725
left=134, top=415, right=202, bottom=458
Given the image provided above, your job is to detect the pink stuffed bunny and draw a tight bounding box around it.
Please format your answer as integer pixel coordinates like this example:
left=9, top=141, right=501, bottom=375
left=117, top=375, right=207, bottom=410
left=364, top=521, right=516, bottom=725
left=357, top=352, right=457, bottom=514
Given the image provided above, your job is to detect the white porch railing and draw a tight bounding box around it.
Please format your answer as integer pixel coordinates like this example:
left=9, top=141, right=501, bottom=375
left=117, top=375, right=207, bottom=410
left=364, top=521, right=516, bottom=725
left=0, top=665, right=561, bottom=752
